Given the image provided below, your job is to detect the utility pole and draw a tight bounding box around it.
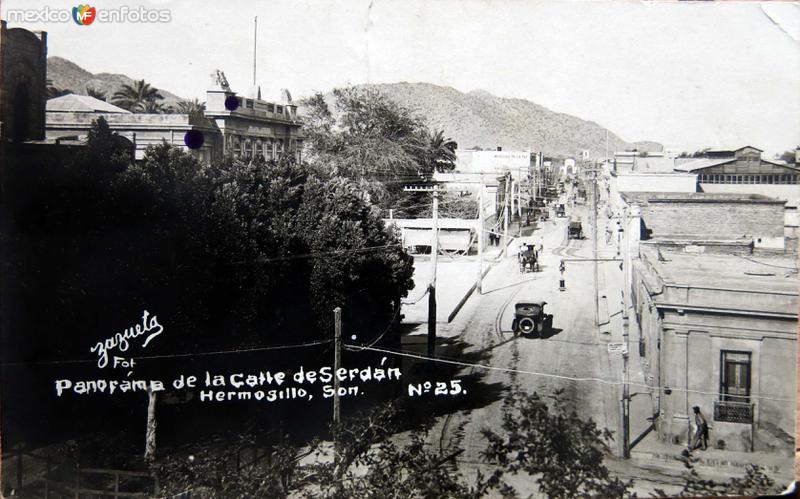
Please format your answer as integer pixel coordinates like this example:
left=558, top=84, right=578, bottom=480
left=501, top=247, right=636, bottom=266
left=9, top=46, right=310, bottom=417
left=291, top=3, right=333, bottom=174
left=477, top=177, right=484, bottom=295
left=253, top=17, right=258, bottom=85
left=144, top=388, right=157, bottom=463
left=428, top=188, right=439, bottom=357
left=621, top=207, right=631, bottom=458
left=333, top=306, right=342, bottom=469
left=403, top=184, right=441, bottom=357
left=591, top=165, right=600, bottom=327
left=333, top=306, right=342, bottom=426
left=503, top=174, right=510, bottom=256
left=510, top=178, right=516, bottom=222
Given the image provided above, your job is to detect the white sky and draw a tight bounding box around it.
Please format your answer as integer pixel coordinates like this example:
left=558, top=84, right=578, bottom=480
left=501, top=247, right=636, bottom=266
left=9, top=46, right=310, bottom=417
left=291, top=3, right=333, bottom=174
left=3, top=0, right=799, bottom=154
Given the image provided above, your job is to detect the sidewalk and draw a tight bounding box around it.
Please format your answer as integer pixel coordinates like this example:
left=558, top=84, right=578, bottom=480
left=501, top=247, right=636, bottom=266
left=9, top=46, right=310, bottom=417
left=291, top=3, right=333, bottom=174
left=596, top=211, right=795, bottom=486
left=401, top=221, right=521, bottom=326
left=624, top=347, right=794, bottom=482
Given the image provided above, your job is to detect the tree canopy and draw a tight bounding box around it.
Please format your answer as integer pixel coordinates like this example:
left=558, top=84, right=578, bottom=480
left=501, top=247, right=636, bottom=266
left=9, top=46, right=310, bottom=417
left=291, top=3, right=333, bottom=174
left=301, top=87, right=458, bottom=217
left=112, top=79, right=165, bottom=112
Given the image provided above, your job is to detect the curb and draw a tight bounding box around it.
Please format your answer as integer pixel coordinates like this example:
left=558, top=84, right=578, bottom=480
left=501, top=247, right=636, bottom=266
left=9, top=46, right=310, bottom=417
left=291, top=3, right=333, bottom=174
left=447, top=232, right=517, bottom=323
left=447, top=264, right=495, bottom=323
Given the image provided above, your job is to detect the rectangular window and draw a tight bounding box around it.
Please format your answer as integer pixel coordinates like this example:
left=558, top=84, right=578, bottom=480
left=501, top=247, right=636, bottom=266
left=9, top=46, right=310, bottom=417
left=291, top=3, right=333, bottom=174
left=267, top=104, right=275, bottom=113
left=714, top=350, right=753, bottom=423
left=245, top=99, right=254, bottom=109
left=720, top=350, right=751, bottom=403
left=276, top=105, right=284, bottom=115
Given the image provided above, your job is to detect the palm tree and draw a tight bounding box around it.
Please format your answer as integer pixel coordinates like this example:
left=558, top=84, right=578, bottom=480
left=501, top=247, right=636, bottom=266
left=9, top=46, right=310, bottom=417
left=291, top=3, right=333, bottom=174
left=139, top=99, right=166, bottom=114
left=112, top=79, right=164, bottom=112
left=175, top=98, right=206, bottom=115
left=85, top=85, right=107, bottom=101
left=426, top=129, right=457, bottom=172
left=46, top=79, right=72, bottom=99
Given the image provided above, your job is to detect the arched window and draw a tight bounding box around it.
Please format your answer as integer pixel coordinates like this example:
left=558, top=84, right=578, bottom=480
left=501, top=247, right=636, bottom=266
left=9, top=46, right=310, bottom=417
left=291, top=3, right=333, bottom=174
left=243, top=139, right=252, bottom=159
left=231, top=136, right=241, bottom=157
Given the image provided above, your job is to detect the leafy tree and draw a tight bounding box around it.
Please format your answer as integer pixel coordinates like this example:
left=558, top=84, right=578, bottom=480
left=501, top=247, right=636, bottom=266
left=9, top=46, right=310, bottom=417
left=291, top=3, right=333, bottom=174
left=155, top=403, right=489, bottom=499
left=777, top=147, right=798, bottom=165
left=301, top=86, right=454, bottom=216
left=81, top=116, right=133, bottom=173
left=85, top=85, right=107, bottom=101
left=481, top=387, right=633, bottom=499
left=112, top=79, right=164, bottom=112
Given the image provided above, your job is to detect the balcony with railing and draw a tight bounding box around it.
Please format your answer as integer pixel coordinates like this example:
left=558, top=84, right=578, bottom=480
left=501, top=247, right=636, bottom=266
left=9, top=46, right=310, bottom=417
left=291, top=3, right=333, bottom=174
left=714, top=400, right=754, bottom=424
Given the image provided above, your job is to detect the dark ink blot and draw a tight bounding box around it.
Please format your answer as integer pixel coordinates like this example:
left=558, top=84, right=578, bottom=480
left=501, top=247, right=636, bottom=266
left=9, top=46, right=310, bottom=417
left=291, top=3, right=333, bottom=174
left=184, top=130, right=204, bottom=149
left=224, top=95, right=240, bottom=111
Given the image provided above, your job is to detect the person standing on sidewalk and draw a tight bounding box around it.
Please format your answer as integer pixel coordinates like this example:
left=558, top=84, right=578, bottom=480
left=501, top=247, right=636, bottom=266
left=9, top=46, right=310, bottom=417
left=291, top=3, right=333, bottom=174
left=688, top=406, right=709, bottom=451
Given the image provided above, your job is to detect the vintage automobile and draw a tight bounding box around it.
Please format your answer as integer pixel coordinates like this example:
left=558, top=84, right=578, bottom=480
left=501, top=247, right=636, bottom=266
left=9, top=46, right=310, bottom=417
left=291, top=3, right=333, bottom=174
left=555, top=204, right=566, bottom=217
left=539, top=209, right=550, bottom=222
left=518, top=244, right=539, bottom=273
left=568, top=220, right=583, bottom=239
left=511, top=300, right=553, bottom=337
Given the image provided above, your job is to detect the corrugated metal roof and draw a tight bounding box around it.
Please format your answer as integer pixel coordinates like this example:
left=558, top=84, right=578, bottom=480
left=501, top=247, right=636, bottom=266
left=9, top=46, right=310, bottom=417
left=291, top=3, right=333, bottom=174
left=46, top=94, right=132, bottom=114
left=673, top=157, right=735, bottom=172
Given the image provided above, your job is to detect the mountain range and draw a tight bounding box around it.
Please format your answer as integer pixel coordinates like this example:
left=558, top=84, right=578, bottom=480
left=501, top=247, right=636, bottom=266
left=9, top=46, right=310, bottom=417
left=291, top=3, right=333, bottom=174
left=338, top=83, right=661, bottom=157
left=47, top=57, right=661, bottom=157
left=47, top=56, right=184, bottom=106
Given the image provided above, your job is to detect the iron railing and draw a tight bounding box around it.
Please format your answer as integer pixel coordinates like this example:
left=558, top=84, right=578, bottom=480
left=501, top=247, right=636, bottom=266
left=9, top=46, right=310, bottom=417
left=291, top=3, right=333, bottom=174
left=714, top=400, right=754, bottom=424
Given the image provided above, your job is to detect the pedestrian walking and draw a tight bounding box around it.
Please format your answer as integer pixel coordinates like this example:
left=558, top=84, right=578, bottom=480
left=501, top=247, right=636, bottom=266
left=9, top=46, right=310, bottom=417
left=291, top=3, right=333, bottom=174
left=688, top=406, right=709, bottom=451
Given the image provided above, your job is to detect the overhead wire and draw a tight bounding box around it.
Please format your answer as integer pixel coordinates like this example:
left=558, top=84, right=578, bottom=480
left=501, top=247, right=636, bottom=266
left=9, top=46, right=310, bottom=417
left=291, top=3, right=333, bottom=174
left=344, top=344, right=795, bottom=404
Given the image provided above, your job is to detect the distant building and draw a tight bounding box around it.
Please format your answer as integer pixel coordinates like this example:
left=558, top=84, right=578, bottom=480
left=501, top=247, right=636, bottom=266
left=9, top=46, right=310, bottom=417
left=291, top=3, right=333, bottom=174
left=563, top=157, right=576, bottom=176
left=632, top=246, right=797, bottom=455
left=385, top=218, right=477, bottom=254
left=45, top=70, right=304, bottom=164
left=622, top=192, right=787, bottom=250
left=0, top=19, right=47, bottom=142
left=611, top=172, right=697, bottom=200
left=47, top=94, right=222, bottom=163
left=675, top=146, right=800, bottom=244
left=455, top=149, right=532, bottom=179
left=675, top=146, right=799, bottom=186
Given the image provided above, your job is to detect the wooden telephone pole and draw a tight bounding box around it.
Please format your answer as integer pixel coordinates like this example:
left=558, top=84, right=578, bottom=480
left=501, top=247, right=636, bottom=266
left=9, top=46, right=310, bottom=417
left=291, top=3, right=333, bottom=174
left=621, top=207, right=631, bottom=458
left=477, top=177, right=484, bottom=294
left=403, top=185, right=441, bottom=356
left=333, top=307, right=342, bottom=470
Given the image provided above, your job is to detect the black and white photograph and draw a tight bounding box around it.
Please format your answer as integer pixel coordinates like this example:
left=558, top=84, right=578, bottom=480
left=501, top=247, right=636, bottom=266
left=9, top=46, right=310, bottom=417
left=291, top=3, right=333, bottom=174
left=0, top=0, right=798, bottom=497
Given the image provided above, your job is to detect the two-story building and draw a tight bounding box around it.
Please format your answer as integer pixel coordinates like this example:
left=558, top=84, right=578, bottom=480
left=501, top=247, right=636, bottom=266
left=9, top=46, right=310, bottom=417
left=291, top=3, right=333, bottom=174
left=45, top=70, right=304, bottom=164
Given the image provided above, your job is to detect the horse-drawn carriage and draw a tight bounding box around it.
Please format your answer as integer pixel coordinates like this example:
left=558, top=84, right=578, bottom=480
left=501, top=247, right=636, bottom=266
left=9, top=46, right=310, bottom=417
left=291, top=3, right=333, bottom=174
left=518, top=243, right=540, bottom=273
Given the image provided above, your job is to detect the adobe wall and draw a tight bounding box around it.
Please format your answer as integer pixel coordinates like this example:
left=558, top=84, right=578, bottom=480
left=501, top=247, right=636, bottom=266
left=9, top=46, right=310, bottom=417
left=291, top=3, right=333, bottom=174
left=639, top=200, right=785, bottom=248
